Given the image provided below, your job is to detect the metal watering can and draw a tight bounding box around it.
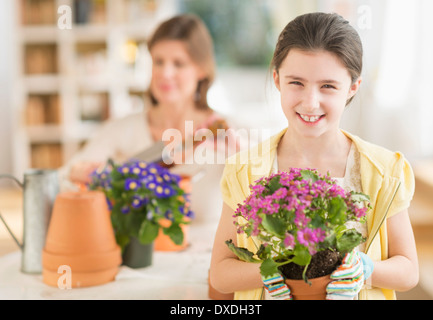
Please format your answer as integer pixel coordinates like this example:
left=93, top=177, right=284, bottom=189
left=0, top=169, right=59, bottom=274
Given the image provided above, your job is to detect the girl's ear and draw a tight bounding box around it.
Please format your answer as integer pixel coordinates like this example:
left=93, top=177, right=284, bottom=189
left=348, top=77, right=362, bottom=100
left=273, top=69, right=281, bottom=91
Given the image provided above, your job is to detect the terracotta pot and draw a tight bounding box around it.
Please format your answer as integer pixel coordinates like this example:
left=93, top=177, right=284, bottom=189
left=179, top=175, right=192, bottom=194
left=42, top=266, right=119, bottom=288
left=285, top=274, right=331, bottom=300
left=42, top=191, right=121, bottom=288
left=122, top=237, right=153, bottom=268
left=154, top=218, right=189, bottom=251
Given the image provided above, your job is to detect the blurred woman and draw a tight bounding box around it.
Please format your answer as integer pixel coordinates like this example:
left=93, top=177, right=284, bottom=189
left=60, top=14, right=236, bottom=225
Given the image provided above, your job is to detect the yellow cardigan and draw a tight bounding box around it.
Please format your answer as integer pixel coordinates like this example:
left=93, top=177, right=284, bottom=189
left=220, top=128, right=415, bottom=300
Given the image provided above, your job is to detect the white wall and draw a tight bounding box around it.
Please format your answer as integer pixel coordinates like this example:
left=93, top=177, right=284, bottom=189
left=0, top=0, right=14, bottom=186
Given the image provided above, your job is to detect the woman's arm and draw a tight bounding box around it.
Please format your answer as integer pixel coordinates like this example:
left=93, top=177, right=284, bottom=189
left=369, top=209, right=419, bottom=292
left=209, top=203, right=263, bottom=294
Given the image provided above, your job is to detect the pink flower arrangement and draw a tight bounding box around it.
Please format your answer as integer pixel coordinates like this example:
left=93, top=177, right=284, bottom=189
left=226, top=168, right=370, bottom=281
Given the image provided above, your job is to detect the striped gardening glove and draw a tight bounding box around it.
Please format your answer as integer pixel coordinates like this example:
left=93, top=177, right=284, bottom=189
left=262, top=273, right=293, bottom=300
left=326, top=250, right=365, bottom=300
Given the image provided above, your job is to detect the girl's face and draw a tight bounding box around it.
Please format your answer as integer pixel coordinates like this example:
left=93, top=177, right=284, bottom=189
left=273, top=49, right=361, bottom=138
left=150, top=40, right=204, bottom=106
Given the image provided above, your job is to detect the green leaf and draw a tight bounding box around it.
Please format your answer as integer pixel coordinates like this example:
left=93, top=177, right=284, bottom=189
left=115, top=233, right=131, bottom=252
left=328, top=196, right=347, bottom=225
left=268, top=176, right=281, bottom=193
left=318, top=232, right=336, bottom=250
left=225, top=240, right=261, bottom=263
left=300, top=170, right=319, bottom=182
left=260, top=214, right=287, bottom=238
left=350, top=191, right=370, bottom=202
left=256, top=244, right=272, bottom=260
left=163, top=223, right=184, bottom=245
left=138, top=220, right=159, bottom=244
left=292, top=245, right=312, bottom=266
left=336, top=229, right=364, bottom=255
left=260, top=258, right=280, bottom=278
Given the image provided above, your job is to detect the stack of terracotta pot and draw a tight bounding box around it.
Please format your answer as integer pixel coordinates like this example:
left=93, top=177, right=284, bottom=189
left=42, top=191, right=121, bottom=288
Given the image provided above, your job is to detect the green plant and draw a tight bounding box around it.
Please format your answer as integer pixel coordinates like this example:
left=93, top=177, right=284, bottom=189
left=226, top=168, right=370, bottom=282
left=88, top=159, right=193, bottom=250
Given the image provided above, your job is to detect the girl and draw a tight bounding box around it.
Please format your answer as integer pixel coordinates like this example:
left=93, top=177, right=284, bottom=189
left=210, top=12, right=418, bottom=300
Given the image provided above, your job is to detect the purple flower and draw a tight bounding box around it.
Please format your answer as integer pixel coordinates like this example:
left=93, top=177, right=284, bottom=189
left=117, top=165, right=130, bottom=175
left=131, top=195, right=146, bottom=209
left=297, top=228, right=318, bottom=255
left=272, top=187, right=288, bottom=200
left=294, top=208, right=310, bottom=227
left=284, top=233, right=295, bottom=249
left=121, top=205, right=130, bottom=214
left=146, top=181, right=158, bottom=191
left=164, top=210, right=174, bottom=221
left=125, top=178, right=140, bottom=191
left=153, top=184, right=175, bottom=198
left=314, top=228, right=327, bottom=243
left=180, top=206, right=195, bottom=219
left=328, top=184, right=346, bottom=198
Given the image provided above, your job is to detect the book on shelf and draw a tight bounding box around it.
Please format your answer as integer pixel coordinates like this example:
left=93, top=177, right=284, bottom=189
left=21, top=0, right=56, bottom=25
left=31, top=143, right=63, bottom=169
left=25, top=44, right=58, bottom=74
left=26, top=94, right=61, bottom=125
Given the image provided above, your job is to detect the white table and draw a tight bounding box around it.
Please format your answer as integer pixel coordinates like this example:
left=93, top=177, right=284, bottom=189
left=0, top=223, right=218, bottom=300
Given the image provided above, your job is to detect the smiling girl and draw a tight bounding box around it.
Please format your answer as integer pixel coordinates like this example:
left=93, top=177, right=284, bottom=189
left=210, top=12, right=418, bottom=300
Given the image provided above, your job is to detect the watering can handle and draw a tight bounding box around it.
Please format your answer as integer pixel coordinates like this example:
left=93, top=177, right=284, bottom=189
left=0, top=174, right=24, bottom=249
left=0, top=174, right=24, bottom=188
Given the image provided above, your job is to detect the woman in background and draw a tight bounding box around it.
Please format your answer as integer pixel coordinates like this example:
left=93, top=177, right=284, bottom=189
left=60, top=14, right=236, bottom=225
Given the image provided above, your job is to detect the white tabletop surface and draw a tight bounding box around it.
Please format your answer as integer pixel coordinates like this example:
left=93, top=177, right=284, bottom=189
left=0, top=223, right=218, bottom=300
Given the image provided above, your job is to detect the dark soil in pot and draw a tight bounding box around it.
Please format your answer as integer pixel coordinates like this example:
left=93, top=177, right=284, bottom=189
left=278, top=249, right=342, bottom=280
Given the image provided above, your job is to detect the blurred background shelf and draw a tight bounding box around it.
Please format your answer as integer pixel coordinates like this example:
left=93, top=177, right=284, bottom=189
left=12, top=0, right=162, bottom=174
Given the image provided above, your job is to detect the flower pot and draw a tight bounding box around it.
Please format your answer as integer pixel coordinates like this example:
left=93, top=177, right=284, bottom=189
left=42, top=191, right=121, bottom=288
left=179, top=175, right=192, bottom=194
left=154, top=218, right=189, bottom=252
left=122, top=237, right=153, bottom=268
left=285, top=274, right=331, bottom=300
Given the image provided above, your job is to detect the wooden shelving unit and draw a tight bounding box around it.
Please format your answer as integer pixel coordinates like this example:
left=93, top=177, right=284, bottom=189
left=12, top=0, right=170, bottom=175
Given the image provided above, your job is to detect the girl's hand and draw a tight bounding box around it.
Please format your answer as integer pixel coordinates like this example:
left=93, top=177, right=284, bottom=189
left=262, top=273, right=292, bottom=300
left=326, top=250, right=369, bottom=300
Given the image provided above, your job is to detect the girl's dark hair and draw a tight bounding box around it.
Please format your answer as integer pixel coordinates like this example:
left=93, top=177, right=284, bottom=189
left=147, top=14, right=215, bottom=110
left=271, top=12, right=363, bottom=105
